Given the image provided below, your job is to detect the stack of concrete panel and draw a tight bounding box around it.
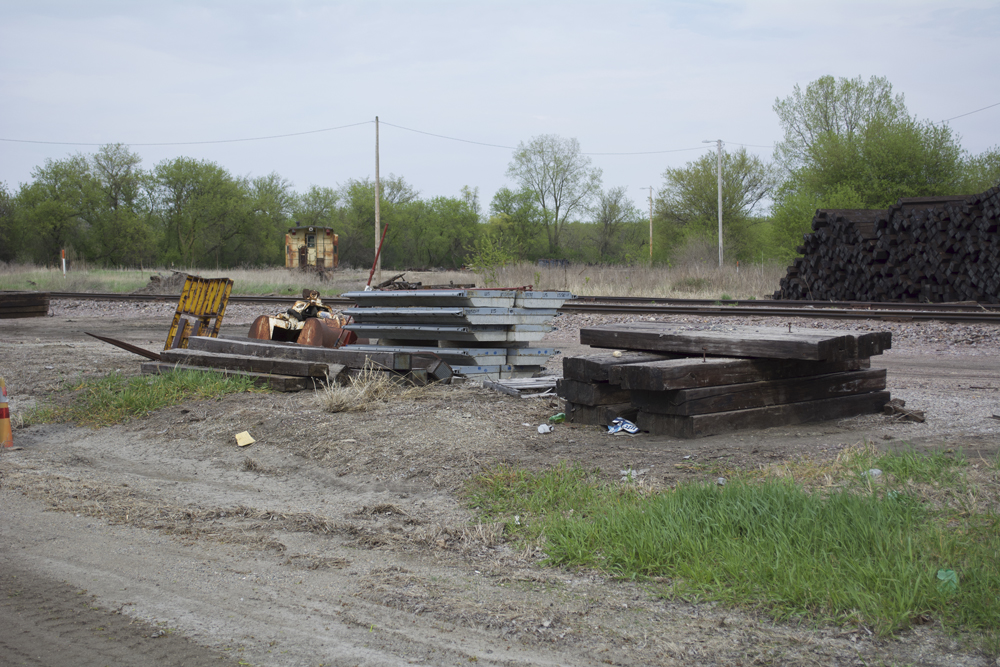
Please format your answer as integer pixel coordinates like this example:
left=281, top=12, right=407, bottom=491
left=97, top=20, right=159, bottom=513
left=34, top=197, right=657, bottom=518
left=340, top=289, right=570, bottom=379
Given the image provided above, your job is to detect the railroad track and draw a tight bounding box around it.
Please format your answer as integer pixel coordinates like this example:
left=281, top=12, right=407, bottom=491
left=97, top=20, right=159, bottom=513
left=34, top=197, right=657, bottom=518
left=43, top=291, right=1000, bottom=324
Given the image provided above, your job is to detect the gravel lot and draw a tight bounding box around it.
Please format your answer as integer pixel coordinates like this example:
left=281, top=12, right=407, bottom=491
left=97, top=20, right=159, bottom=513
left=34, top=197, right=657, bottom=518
left=1, top=299, right=999, bottom=667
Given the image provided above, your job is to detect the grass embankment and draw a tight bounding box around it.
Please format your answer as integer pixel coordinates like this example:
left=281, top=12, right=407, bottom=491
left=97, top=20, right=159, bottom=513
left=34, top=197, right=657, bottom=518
left=0, top=261, right=786, bottom=301
left=466, top=445, right=1000, bottom=649
left=27, top=370, right=261, bottom=428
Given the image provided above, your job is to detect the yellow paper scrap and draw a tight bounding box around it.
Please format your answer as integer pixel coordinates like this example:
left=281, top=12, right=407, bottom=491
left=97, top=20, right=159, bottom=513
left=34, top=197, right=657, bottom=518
left=235, top=431, right=256, bottom=447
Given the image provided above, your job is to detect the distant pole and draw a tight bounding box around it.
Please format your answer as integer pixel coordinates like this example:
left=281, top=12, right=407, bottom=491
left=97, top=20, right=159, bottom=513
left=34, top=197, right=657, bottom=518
left=703, top=139, right=723, bottom=267
left=716, top=140, right=723, bottom=268
left=643, top=187, right=654, bottom=262
left=375, top=116, right=381, bottom=284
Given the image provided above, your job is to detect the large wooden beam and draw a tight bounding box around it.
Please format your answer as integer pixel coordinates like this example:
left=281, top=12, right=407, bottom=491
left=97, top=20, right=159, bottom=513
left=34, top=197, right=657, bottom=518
left=140, top=362, right=317, bottom=392
left=637, top=391, right=891, bottom=438
left=189, top=336, right=410, bottom=370
left=580, top=323, right=890, bottom=361
left=610, top=357, right=871, bottom=391
left=556, top=378, right=632, bottom=406
left=631, top=368, right=886, bottom=416
left=564, top=401, right=637, bottom=426
left=161, top=349, right=341, bottom=379
left=562, top=351, right=676, bottom=382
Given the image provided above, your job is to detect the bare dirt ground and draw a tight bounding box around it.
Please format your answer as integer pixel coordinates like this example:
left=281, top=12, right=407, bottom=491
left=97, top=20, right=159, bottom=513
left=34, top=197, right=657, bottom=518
left=2, top=301, right=1000, bottom=667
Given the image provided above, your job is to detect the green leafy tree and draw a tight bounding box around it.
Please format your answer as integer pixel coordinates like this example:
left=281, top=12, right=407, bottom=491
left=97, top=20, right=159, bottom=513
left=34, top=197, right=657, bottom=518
left=0, top=182, right=15, bottom=262
left=656, top=146, right=775, bottom=262
left=506, top=134, right=602, bottom=255
left=486, top=187, right=543, bottom=260
left=13, top=155, right=97, bottom=264
left=87, top=144, right=156, bottom=266
left=591, top=185, right=642, bottom=263
left=773, top=75, right=907, bottom=172
left=335, top=175, right=419, bottom=268
left=958, top=145, right=1000, bottom=193
left=153, top=157, right=248, bottom=267
left=239, top=173, right=294, bottom=265
left=292, top=185, right=340, bottom=229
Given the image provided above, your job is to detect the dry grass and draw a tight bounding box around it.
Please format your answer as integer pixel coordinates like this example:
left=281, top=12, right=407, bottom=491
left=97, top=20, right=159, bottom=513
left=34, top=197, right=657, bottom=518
left=1, top=260, right=785, bottom=300
left=315, top=364, right=426, bottom=413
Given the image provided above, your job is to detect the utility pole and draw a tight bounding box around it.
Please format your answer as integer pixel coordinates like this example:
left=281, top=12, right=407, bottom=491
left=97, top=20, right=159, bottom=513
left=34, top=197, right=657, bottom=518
left=702, top=139, right=724, bottom=267
left=374, top=116, right=381, bottom=284
left=642, top=186, right=654, bottom=262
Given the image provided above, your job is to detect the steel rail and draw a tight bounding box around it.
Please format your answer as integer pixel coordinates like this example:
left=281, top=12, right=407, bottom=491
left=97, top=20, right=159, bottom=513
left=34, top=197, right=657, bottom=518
left=45, top=292, right=1000, bottom=324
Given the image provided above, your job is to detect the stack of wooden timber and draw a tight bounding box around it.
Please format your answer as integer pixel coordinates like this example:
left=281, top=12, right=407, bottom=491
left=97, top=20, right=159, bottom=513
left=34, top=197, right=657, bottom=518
left=141, top=335, right=452, bottom=392
left=559, top=323, right=891, bottom=438
left=339, top=289, right=570, bottom=379
left=0, top=291, right=49, bottom=319
left=775, top=185, right=1000, bottom=303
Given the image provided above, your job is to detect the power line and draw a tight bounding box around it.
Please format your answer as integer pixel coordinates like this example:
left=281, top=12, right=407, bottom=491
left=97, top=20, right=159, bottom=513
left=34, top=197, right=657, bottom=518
left=379, top=121, right=516, bottom=150
left=942, top=101, right=1000, bottom=123
left=0, top=121, right=374, bottom=147
left=0, top=116, right=774, bottom=157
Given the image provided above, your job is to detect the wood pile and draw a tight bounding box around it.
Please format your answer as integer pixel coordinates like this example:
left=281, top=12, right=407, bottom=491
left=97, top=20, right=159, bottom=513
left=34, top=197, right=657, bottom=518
left=141, top=335, right=452, bottom=392
left=559, top=323, right=891, bottom=438
left=0, top=291, right=49, bottom=319
left=775, top=185, right=1000, bottom=302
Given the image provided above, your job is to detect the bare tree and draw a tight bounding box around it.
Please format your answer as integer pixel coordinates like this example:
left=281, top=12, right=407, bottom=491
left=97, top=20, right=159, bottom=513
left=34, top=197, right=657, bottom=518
left=506, top=135, right=602, bottom=254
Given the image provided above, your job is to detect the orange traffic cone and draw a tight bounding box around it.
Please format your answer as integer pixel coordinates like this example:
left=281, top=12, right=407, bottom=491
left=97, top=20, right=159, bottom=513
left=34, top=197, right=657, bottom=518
left=0, top=378, right=12, bottom=448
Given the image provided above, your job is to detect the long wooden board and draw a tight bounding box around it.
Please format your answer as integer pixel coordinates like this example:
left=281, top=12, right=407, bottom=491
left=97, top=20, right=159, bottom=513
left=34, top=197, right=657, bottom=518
left=565, top=401, right=638, bottom=426
left=610, top=357, right=871, bottom=391
left=190, top=336, right=410, bottom=370
left=140, top=362, right=316, bottom=392
left=161, top=349, right=341, bottom=378
left=636, top=391, right=891, bottom=438
left=0, top=291, right=50, bottom=319
left=556, top=378, right=632, bottom=406
left=562, top=351, right=676, bottom=382
left=631, top=368, right=886, bottom=416
left=580, top=323, right=890, bottom=361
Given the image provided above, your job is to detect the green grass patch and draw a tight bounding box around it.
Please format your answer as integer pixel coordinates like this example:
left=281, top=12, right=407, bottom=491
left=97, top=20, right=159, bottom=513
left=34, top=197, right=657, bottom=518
left=466, top=454, right=1000, bottom=644
left=26, top=370, right=262, bottom=427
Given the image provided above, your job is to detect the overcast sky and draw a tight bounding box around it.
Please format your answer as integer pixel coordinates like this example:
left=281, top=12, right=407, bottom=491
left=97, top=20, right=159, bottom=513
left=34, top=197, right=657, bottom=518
left=2, top=0, right=997, bottom=213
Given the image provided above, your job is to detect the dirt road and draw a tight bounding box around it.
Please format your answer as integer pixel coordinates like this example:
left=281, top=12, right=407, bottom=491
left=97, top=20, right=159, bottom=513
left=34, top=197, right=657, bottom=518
left=2, top=304, right=998, bottom=666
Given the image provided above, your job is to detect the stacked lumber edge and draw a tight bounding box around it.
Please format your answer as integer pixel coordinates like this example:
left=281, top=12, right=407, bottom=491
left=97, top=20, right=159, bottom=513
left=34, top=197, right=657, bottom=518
left=558, top=322, right=891, bottom=438
left=0, top=291, right=49, bottom=319
left=141, top=335, right=452, bottom=392
left=338, top=289, right=571, bottom=379
left=776, top=185, right=1000, bottom=302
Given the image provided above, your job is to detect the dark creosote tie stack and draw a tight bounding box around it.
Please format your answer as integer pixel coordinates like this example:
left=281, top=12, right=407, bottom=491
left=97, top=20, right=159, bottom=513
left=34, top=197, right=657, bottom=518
left=775, top=185, right=1000, bottom=303
left=559, top=322, right=891, bottom=438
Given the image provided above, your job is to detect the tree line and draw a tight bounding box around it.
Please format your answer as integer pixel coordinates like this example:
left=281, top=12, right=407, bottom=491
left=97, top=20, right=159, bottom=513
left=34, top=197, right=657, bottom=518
left=2, top=75, right=998, bottom=271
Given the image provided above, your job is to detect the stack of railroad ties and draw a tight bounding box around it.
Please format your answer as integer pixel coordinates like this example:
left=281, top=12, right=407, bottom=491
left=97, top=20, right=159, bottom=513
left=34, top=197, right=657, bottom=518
left=337, top=287, right=571, bottom=380
left=558, top=321, right=892, bottom=438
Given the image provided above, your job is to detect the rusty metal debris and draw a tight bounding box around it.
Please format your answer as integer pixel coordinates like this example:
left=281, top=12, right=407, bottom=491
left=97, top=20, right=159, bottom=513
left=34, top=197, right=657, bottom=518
left=248, top=289, right=357, bottom=348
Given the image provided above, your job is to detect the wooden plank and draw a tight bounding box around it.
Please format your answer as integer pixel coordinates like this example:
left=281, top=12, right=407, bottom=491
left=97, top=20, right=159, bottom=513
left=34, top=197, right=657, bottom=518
left=637, top=391, right=891, bottom=438
left=611, top=357, right=871, bottom=391
left=565, top=401, right=638, bottom=426
left=161, top=349, right=341, bottom=378
left=188, top=336, right=410, bottom=370
left=140, top=362, right=315, bottom=392
left=556, top=378, right=632, bottom=406
left=562, top=351, right=676, bottom=382
left=581, top=323, right=890, bottom=361
left=632, top=368, right=886, bottom=416
left=0, top=291, right=50, bottom=318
